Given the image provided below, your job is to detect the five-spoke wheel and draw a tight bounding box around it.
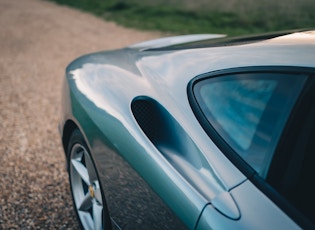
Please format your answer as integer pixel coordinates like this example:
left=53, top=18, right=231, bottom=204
left=68, top=129, right=107, bottom=230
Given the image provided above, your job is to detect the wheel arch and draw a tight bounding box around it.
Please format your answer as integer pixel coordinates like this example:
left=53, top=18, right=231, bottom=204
left=62, top=119, right=79, bottom=158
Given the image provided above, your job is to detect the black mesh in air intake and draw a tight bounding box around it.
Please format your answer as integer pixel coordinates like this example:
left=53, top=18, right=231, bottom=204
left=131, top=98, right=166, bottom=143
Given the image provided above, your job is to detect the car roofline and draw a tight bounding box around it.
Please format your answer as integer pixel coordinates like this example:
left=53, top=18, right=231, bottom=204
left=142, top=28, right=313, bottom=51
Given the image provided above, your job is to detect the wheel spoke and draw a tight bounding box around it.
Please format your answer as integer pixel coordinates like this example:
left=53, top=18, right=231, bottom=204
left=79, top=192, right=93, bottom=212
left=93, top=200, right=103, bottom=230
left=71, top=159, right=90, bottom=185
left=94, top=187, right=103, bottom=205
left=84, top=151, right=98, bottom=183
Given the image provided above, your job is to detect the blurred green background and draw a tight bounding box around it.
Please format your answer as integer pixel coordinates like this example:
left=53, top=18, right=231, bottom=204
left=48, top=0, right=315, bottom=36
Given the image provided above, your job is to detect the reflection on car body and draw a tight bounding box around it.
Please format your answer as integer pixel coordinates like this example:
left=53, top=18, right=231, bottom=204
left=59, top=30, right=315, bottom=229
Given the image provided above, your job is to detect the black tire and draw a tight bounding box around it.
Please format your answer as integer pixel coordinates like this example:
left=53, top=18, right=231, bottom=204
left=67, top=129, right=111, bottom=230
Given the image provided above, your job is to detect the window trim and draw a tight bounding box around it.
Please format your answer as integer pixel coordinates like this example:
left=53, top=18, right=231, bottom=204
left=187, top=66, right=315, bottom=228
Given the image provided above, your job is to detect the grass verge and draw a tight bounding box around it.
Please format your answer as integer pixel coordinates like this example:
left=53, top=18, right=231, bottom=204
left=48, top=0, right=315, bottom=36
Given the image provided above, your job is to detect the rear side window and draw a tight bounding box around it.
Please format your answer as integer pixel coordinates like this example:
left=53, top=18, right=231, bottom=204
left=192, top=72, right=306, bottom=178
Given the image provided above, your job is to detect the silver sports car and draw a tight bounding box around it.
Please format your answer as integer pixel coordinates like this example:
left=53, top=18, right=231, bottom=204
left=59, top=30, right=315, bottom=229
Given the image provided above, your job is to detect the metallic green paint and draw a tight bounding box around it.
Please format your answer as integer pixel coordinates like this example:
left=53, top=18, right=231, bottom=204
left=60, top=31, right=315, bottom=229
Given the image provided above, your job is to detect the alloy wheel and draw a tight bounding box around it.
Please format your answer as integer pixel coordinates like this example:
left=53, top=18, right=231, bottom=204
left=70, top=143, right=104, bottom=230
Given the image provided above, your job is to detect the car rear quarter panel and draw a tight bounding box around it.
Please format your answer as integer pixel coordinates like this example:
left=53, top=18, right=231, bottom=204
left=66, top=96, right=203, bottom=229
left=63, top=64, right=206, bottom=228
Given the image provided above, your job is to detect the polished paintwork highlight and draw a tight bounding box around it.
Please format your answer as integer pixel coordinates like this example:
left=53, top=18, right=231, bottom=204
left=59, top=31, right=315, bottom=229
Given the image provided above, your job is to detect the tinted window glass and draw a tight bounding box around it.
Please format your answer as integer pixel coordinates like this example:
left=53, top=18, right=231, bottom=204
left=193, top=73, right=306, bottom=177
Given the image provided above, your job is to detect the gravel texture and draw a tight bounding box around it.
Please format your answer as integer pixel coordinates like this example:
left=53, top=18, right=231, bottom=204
left=0, top=0, right=161, bottom=228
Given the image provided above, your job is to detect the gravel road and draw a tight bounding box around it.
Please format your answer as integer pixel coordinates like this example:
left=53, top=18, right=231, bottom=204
left=0, top=0, right=161, bottom=228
